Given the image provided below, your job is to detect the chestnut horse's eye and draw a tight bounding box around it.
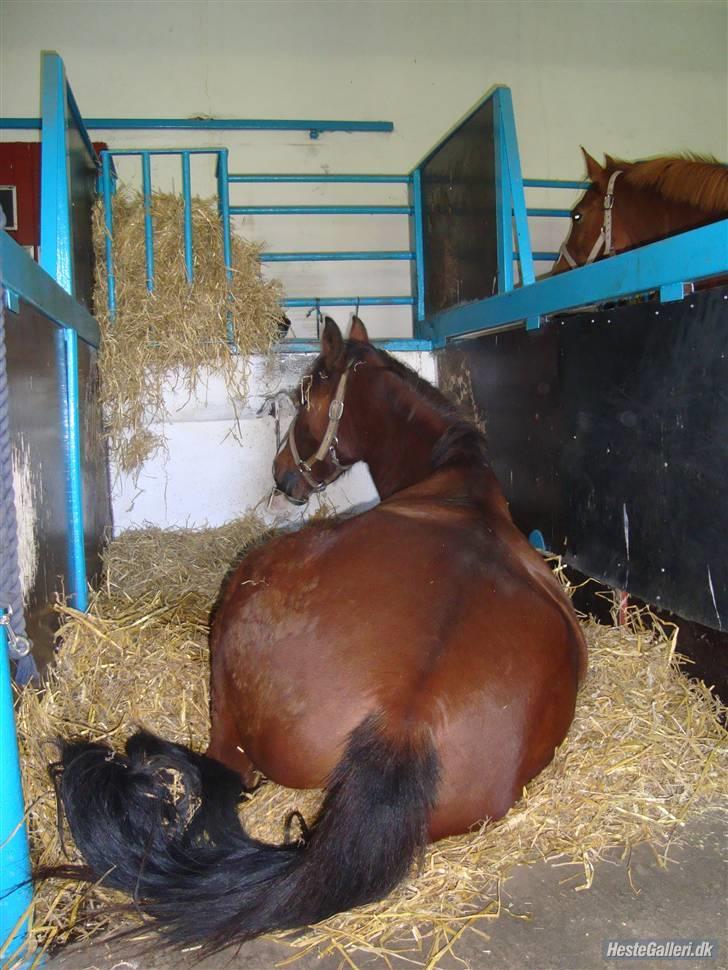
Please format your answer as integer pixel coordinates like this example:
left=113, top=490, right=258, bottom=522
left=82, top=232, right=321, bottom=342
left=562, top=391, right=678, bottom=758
left=318, top=371, right=329, bottom=381
left=573, top=211, right=582, bottom=222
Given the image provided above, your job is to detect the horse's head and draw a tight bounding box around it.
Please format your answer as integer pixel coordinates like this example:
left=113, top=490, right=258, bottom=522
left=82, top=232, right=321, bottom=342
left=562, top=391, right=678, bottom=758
left=552, top=149, right=631, bottom=273
left=272, top=315, right=371, bottom=505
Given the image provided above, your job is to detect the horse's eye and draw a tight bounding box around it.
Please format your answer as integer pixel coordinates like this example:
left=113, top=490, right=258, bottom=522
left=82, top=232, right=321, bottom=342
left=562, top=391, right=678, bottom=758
left=318, top=371, right=329, bottom=381
left=573, top=212, right=582, bottom=223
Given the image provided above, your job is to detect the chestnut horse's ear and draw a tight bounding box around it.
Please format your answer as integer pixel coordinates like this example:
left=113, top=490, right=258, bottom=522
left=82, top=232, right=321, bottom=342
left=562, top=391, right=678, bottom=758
left=581, top=147, right=605, bottom=185
left=321, top=317, right=344, bottom=368
left=349, top=315, right=369, bottom=343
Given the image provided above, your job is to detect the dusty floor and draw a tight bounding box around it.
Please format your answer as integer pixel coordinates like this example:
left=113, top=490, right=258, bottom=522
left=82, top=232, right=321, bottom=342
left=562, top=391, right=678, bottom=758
left=46, top=811, right=725, bottom=970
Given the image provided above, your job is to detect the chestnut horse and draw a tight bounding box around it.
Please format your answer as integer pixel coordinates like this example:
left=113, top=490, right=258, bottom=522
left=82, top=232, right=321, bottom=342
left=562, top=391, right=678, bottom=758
left=553, top=150, right=728, bottom=273
left=54, top=317, right=586, bottom=952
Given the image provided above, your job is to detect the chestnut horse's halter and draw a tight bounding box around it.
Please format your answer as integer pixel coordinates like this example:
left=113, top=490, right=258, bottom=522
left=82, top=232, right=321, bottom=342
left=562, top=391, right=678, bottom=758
left=559, top=169, right=624, bottom=268
left=283, top=363, right=354, bottom=494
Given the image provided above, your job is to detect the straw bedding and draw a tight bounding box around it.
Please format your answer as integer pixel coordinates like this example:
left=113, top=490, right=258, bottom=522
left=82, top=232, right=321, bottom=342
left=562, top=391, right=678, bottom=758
left=92, top=191, right=283, bottom=474
left=12, top=518, right=727, bottom=968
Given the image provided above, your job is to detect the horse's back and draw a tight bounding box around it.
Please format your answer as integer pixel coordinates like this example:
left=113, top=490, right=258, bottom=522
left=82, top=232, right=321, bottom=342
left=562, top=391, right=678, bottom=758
left=210, top=489, right=585, bottom=837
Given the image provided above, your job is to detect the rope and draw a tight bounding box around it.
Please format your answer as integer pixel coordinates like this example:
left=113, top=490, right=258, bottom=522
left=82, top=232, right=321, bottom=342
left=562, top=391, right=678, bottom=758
left=0, top=211, right=40, bottom=685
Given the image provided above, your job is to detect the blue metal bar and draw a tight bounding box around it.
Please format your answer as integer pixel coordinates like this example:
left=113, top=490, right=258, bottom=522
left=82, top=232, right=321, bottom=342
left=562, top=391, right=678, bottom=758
left=523, top=178, right=589, bottom=190
left=279, top=338, right=433, bottom=353
left=230, top=205, right=412, bottom=216
left=411, top=168, right=426, bottom=329
left=0, top=621, right=32, bottom=966
left=39, top=52, right=73, bottom=293
left=496, top=89, right=534, bottom=290
left=141, top=153, right=154, bottom=292
left=260, top=251, right=413, bottom=262
left=659, top=281, right=686, bottom=303
left=0, top=234, right=99, bottom=346
left=527, top=208, right=572, bottom=218
left=427, top=220, right=728, bottom=344
left=1, top=117, right=395, bottom=133
left=61, top=328, right=89, bottom=611
left=493, top=94, right=514, bottom=294
left=531, top=252, right=560, bottom=262
left=282, top=296, right=415, bottom=307
left=103, top=148, right=224, bottom=157
left=101, top=152, right=116, bottom=319
left=181, top=152, right=193, bottom=283
left=229, top=174, right=409, bottom=184
left=216, top=150, right=234, bottom=343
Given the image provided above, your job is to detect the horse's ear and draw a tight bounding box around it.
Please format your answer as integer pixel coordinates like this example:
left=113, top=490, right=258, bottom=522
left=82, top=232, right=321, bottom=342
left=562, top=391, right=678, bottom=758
left=349, top=315, right=369, bottom=343
left=604, top=153, right=619, bottom=170
left=321, top=317, right=345, bottom=368
left=581, top=147, right=604, bottom=184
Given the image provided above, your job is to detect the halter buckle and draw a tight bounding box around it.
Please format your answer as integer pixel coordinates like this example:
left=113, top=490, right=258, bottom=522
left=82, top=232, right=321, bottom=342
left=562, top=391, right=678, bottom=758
left=328, top=399, right=345, bottom=422
left=603, top=193, right=615, bottom=210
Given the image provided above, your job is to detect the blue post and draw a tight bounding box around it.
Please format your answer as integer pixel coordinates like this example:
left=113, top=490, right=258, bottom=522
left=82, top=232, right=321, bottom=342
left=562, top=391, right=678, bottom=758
left=40, top=52, right=89, bottom=613
left=216, top=149, right=234, bottom=343
left=493, top=93, right=514, bottom=295
left=410, top=169, right=426, bottom=334
left=0, top=621, right=33, bottom=965
left=100, top=152, right=116, bottom=318
left=181, top=152, right=193, bottom=283
left=141, top=152, right=154, bottom=292
left=61, top=328, right=88, bottom=612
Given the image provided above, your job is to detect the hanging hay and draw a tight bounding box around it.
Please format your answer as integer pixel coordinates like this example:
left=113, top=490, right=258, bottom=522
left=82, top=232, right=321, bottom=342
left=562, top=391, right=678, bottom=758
left=93, top=190, right=283, bottom=474
left=12, top=519, right=728, bottom=968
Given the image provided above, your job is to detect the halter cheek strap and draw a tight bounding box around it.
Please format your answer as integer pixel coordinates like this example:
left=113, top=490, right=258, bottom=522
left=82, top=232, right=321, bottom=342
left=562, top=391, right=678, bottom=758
left=560, top=169, right=623, bottom=268
left=286, top=364, right=353, bottom=492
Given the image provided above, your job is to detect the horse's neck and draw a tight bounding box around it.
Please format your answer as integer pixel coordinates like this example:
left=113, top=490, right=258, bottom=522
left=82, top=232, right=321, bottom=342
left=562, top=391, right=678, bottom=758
left=619, top=182, right=714, bottom=249
left=355, top=376, right=451, bottom=499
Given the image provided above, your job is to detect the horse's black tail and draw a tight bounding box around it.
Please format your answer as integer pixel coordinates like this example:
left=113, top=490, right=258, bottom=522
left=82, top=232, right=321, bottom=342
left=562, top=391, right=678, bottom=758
left=51, top=716, right=439, bottom=950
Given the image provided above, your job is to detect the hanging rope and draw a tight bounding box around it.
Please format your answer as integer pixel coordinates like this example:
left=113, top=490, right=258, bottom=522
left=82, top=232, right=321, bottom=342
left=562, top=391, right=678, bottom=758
left=0, top=212, right=40, bottom=686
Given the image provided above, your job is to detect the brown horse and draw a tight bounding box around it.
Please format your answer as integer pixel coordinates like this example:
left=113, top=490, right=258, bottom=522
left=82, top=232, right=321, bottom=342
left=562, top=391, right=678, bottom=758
left=553, top=150, right=728, bottom=273
left=53, top=317, right=586, bottom=952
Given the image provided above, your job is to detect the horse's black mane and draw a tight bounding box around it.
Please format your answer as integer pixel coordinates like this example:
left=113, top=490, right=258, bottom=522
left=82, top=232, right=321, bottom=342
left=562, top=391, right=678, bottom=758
left=346, top=341, right=490, bottom=470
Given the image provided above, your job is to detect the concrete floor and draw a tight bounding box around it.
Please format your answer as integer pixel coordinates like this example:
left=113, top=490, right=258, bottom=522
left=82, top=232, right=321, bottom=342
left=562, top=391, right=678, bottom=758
left=47, top=811, right=726, bottom=970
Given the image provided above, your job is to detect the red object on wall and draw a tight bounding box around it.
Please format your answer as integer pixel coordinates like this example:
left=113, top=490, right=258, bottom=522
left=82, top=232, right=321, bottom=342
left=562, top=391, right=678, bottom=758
left=0, top=141, right=107, bottom=255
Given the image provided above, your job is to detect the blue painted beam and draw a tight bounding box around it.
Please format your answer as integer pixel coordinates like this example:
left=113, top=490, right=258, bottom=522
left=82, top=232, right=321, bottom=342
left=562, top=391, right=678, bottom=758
left=1, top=233, right=100, bottom=346
left=260, top=251, right=413, bottom=262
left=428, top=220, right=728, bottom=343
left=230, top=205, right=412, bottom=216
left=282, top=296, right=415, bottom=308
left=278, top=338, right=433, bottom=353
left=103, top=148, right=223, bottom=156
left=1, top=117, right=394, bottom=133
left=527, top=208, right=572, bottom=218
left=229, top=174, right=409, bottom=183
left=523, top=178, right=589, bottom=190
left=411, top=169, right=426, bottom=327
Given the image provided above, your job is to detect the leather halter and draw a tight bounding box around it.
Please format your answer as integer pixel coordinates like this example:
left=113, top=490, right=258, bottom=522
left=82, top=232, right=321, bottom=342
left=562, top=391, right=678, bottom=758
left=284, top=363, right=354, bottom=492
left=560, top=169, right=624, bottom=268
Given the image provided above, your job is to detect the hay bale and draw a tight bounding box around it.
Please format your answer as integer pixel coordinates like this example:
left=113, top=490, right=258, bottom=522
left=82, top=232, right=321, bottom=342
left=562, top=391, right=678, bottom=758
left=13, top=521, right=728, bottom=967
left=93, top=190, right=283, bottom=473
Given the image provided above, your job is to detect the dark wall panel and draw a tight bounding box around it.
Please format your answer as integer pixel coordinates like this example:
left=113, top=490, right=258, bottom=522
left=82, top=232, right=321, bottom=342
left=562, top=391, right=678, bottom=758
left=421, top=99, right=498, bottom=316
left=438, top=286, right=728, bottom=630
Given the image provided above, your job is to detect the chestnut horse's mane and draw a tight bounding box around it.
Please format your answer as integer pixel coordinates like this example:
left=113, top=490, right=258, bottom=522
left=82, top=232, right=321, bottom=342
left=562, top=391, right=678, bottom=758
left=607, top=154, right=728, bottom=214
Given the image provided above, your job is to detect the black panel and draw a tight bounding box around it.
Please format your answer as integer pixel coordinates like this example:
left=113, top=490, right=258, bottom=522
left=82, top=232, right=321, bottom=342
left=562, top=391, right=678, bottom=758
left=6, top=302, right=110, bottom=671
left=421, top=99, right=498, bottom=316
left=438, top=286, right=728, bottom=630
left=67, top=113, right=99, bottom=311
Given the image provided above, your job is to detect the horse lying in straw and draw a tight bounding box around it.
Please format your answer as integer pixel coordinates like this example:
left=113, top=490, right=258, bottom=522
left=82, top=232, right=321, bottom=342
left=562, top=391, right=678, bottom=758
left=51, top=316, right=586, bottom=951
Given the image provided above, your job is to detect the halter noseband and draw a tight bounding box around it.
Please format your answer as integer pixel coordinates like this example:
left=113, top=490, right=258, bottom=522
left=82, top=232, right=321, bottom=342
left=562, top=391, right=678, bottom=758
left=559, top=169, right=623, bottom=269
left=285, top=363, right=354, bottom=493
